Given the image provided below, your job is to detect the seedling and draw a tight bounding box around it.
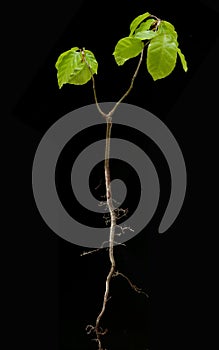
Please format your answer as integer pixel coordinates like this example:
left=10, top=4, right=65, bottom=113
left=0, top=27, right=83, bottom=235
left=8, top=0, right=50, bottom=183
left=55, top=11, right=188, bottom=350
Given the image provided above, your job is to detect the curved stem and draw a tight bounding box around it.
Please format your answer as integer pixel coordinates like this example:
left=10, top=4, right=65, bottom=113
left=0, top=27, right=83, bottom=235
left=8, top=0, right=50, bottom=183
left=108, top=47, right=144, bottom=117
left=90, top=73, right=108, bottom=119
left=85, top=47, right=145, bottom=119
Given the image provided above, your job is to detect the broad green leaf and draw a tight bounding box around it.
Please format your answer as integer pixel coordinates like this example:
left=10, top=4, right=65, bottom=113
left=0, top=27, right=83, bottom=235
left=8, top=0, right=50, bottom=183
left=113, top=55, right=127, bottom=66
left=55, top=47, right=98, bottom=88
left=147, top=32, right=178, bottom=80
left=113, top=37, right=143, bottom=66
left=129, top=12, right=151, bottom=36
left=55, top=47, right=80, bottom=88
left=177, top=48, right=188, bottom=72
left=68, top=65, right=91, bottom=85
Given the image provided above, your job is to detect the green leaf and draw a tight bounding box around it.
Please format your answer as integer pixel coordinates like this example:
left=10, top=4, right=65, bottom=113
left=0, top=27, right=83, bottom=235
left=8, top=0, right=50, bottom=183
left=133, top=19, right=158, bottom=41
left=129, top=12, right=151, bottom=35
left=147, top=32, right=178, bottom=80
left=134, top=30, right=158, bottom=40
left=158, top=21, right=178, bottom=41
left=55, top=47, right=98, bottom=88
left=83, top=50, right=98, bottom=74
left=67, top=65, right=91, bottom=85
left=113, top=37, right=143, bottom=65
left=55, top=47, right=80, bottom=88
left=134, top=19, right=156, bottom=34
left=177, top=48, right=188, bottom=72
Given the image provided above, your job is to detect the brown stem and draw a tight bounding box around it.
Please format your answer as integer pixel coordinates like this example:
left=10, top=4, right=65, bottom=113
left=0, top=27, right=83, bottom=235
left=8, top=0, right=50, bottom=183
left=108, top=47, right=144, bottom=117
left=94, top=116, right=117, bottom=349
left=90, top=73, right=108, bottom=120
left=84, top=47, right=144, bottom=119
left=84, top=46, right=145, bottom=350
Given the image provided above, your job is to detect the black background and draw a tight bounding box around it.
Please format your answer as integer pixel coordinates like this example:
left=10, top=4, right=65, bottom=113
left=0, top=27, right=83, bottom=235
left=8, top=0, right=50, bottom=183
left=4, top=0, right=218, bottom=349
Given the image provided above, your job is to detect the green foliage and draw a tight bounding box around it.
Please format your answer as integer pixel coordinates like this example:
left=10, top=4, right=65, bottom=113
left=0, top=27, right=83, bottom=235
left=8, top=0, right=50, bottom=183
left=130, top=14, right=157, bottom=40
left=134, top=19, right=156, bottom=34
left=129, top=12, right=151, bottom=36
left=146, top=21, right=179, bottom=80
left=55, top=47, right=98, bottom=88
left=114, top=14, right=188, bottom=81
left=147, top=33, right=178, bottom=80
left=113, top=37, right=144, bottom=65
left=146, top=20, right=187, bottom=80
left=55, top=12, right=188, bottom=88
left=177, top=48, right=188, bottom=72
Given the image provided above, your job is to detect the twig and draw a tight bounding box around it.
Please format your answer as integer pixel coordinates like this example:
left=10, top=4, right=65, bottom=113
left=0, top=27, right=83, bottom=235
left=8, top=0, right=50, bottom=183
left=113, top=271, right=149, bottom=298
left=108, top=47, right=144, bottom=117
left=84, top=47, right=145, bottom=119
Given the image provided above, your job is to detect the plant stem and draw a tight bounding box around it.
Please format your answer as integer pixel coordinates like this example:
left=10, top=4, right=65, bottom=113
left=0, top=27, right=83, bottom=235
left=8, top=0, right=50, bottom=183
left=85, top=47, right=145, bottom=350
left=87, top=47, right=144, bottom=119
left=90, top=73, right=108, bottom=120
left=108, top=47, right=144, bottom=117
left=94, top=116, right=117, bottom=349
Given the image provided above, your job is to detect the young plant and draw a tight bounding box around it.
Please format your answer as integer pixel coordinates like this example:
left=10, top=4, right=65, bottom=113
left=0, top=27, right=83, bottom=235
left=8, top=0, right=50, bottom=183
left=55, top=11, right=188, bottom=350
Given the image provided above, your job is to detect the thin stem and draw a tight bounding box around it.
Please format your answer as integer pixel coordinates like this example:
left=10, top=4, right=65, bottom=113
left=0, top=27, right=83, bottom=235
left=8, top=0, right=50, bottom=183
left=82, top=53, right=106, bottom=119
left=84, top=45, right=145, bottom=350
left=108, top=47, right=144, bottom=117
left=94, top=117, right=117, bottom=349
left=91, top=73, right=108, bottom=119
left=84, top=46, right=144, bottom=119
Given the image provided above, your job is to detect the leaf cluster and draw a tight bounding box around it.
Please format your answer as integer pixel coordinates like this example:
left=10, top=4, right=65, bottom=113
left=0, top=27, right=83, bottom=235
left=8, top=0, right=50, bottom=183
left=55, top=12, right=188, bottom=88
left=113, top=12, right=188, bottom=80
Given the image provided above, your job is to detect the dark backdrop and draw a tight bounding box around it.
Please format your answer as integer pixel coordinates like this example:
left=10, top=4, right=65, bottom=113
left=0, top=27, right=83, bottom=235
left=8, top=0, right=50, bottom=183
left=4, top=0, right=218, bottom=349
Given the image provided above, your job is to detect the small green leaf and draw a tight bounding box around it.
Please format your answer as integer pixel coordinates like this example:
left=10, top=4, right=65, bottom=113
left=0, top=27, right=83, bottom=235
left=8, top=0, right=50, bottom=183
left=158, top=21, right=178, bottom=41
left=133, top=19, right=158, bottom=40
left=177, top=48, right=188, bottom=72
left=134, top=19, right=156, bottom=34
left=113, top=37, right=143, bottom=66
left=147, top=32, right=178, bottom=80
left=134, top=30, right=158, bottom=40
left=55, top=47, right=98, bottom=88
left=129, top=12, right=151, bottom=36
left=83, top=50, right=98, bottom=74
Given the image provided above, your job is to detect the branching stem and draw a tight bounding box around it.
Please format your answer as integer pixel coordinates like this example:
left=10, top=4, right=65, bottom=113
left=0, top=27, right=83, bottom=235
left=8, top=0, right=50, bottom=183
left=84, top=47, right=146, bottom=350
left=108, top=47, right=144, bottom=117
left=87, top=47, right=144, bottom=119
